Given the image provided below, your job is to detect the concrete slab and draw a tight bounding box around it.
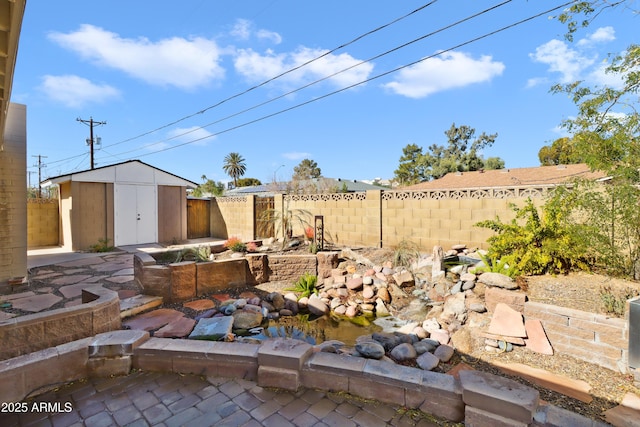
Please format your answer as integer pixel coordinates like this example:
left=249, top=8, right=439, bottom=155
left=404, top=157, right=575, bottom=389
left=10, top=293, right=63, bottom=312
left=258, top=338, right=313, bottom=370
left=89, top=330, right=150, bottom=357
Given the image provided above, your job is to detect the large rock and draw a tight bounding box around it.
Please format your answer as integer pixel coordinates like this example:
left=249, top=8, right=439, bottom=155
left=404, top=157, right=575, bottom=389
left=355, top=341, right=385, bottom=359
left=488, top=303, right=527, bottom=338
left=393, top=270, right=415, bottom=288
left=417, top=352, right=440, bottom=371
left=307, top=295, right=329, bottom=316
left=346, top=277, right=363, bottom=290
left=390, top=343, right=417, bottom=361
left=478, top=272, right=518, bottom=290
left=189, top=316, right=233, bottom=341
left=232, top=309, right=264, bottom=329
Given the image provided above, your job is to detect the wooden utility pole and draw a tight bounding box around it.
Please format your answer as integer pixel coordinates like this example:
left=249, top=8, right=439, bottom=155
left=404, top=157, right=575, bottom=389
left=77, top=117, right=106, bottom=169
left=31, top=155, right=47, bottom=198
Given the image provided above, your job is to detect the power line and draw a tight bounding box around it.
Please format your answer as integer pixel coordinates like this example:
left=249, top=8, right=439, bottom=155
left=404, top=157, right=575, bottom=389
left=109, top=1, right=573, bottom=160
left=93, top=0, right=441, bottom=151
left=96, top=0, right=514, bottom=158
left=77, top=117, right=106, bottom=169
left=32, top=155, right=47, bottom=198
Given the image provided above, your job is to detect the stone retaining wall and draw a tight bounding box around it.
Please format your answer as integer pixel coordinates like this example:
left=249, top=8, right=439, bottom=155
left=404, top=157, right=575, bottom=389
left=525, top=301, right=629, bottom=373
left=134, top=252, right=319, bottom=302
left=0, top=287, right=121, bottom=361
left=0, top=332, right=601, bottom=425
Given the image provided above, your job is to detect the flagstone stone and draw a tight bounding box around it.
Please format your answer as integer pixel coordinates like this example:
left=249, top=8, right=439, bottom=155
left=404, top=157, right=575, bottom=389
left=59, top=283, right=101, bottom=299
left=189, top=316, right=233, bottom=341
left=58, top=257, right=106, bottom=268
left=63, top=268, right=88, bottom=275
left=524, top=319, right=553, bottom=355
left=123, top=308, right=184, bottom=332
left=92, top=262, right=131, bottom=272
left=487, top=303, right=526, bottom=338
left=113, top=268, right=134, bottom=276
left=117, top=289, right=138, bottom=299
left=0, top=311, right=17, bottom=320
left=105, top=275, right=135, bottom=284
left=154, top=317, right=196, bottom=338
left=184, top=299, right=216, bottom=311
left=50, top=274, right=94, bottom=286
left=10, top=293, right=63, bottom=312
left=35, top=287, right=53, bottom=293
left=212, top=294, right=231, bottom=303
left=82, top=276, right=106, bottom=283
left=33, top=272, right=63, bottom=280
left=0, top=291, right=35, bottom=301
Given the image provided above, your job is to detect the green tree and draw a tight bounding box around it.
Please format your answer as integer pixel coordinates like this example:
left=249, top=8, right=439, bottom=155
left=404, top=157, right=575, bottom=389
left=192, top=175, right=224, bottom=197
left=394, top=143, right=426, bottom=185
left=292, top=159, right=321, bottom=180
left=236, top=177, right=262, bottom=187
left=222, top=152, right=246, bottom=188
left=538, top=137, right=583, bottom=166
left=394, top=123, right=503, bottom=184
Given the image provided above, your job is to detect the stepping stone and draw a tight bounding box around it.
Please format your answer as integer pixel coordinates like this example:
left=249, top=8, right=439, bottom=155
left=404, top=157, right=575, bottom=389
left=184, top=299, right=215, bottom=311
left=155, top=317, right=196, bottom=338
left=0, top=311, right=17, bottom=320
left=120, top=295, right=163, bottom=319
left=189, top=316, right=233, bottom=341
left=487, top=303, right=526, bottom=338
left=82, top=276, right=106, bottom=283
left=524, top=319, right=553, bottom=355
left=211, top=294, right=231, bottom=303
left=50, top=274, right=94, bottom=286
left=10, top=293, right=63, bottom=312
left=59, top=283, right=99, bottom=299
left=58, top=257, right=105, bottom=267
left=0, top=291, right=35, bottom=301
left=63, top=268, right=88, bottom=274
left=493, top=361, right=592, bottom=403
left=112, top=268, right=134, bottom=276
left=123, top=308, right=184, bottom=332
left=117, top=289, right=137, bottom=299
left=35, top=287, right=53, bottom=293
left=92, top=262, right=130, bottom=272
left=106, top=275, right=134, bottom=284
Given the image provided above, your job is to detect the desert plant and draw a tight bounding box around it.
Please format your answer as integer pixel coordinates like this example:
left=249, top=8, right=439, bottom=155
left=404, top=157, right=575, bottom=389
left=474, top=253, right=518, bottom=278
left=285, top=273, right=318, bottom=299
left=261, top=202, right=311, bottom=248
left=223, top=236, right=247, bottom=252
left=393, top=239, right=421, bottom=270
left=174, top=246, right=211, bottom=263
left=600, top=285, right=639, bottom=317
left=89, top=238, right=114, bottom=253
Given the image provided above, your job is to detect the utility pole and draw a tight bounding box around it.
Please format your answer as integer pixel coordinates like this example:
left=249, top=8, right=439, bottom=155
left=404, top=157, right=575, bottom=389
left=77, top=117, right=106, bottom=169
left=32, top=155, right=47, bottom=198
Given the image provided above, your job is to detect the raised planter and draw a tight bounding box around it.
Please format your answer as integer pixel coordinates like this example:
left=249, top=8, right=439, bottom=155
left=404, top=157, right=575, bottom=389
left=134, top=251, right=326, bottom=303
left=0, top=286, right=121, bottom=361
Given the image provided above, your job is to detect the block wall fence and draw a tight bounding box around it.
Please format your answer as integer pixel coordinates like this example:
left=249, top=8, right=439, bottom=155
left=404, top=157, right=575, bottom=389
left=27, top=199, right=59, bottom=248
left=211, top=187, right=548, bottom=251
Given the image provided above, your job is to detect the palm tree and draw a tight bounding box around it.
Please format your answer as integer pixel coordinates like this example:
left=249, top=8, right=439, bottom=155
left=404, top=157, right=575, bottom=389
left=222, top=152, right=246, bottom=188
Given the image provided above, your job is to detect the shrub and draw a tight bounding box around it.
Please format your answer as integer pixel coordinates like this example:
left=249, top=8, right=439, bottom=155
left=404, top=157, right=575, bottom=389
left=475, top=253, right=518, bottom=278
left=600, top=285, right=639, bottom=316
left=246, top=242, right=258, bottom=252
left=174, top=246, right=211, bottom=263
left=89, top=238, right=114, bottom=253
left=393, top=239, right=421, bottom=270
left=224, top=236, right=247, bottom=252
left=285, top=273, right=318, bottom=299
left=475, top=195, right=591, bottom=276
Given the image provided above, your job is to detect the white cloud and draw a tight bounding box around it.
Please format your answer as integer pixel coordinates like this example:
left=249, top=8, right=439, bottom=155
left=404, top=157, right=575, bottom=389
left=529, top=39, right=594, bottom=84
left=578, top=26, right=615, bottom=47
left=283, top=152, right=310, bottom=160
left=48, top=24, right=225, bottom=90
left=383, top=51, right=505, bottom=98
left=234, top=46, right=373, bottom=89
left=230, top=18, right=282, bottom=44
left=529, top=27, right=618, bottom=87
left=166, top=126, right=215, bottom=146
left=40, top=74, right=120, bottom=108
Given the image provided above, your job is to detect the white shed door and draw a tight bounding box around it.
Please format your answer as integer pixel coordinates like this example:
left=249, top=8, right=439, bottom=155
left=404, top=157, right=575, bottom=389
left=115, top=184, right=157, bottom=246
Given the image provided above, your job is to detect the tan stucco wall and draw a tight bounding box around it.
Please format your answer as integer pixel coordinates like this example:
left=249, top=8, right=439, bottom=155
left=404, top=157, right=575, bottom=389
left=27, top=199, right=59, bottom=248
left=158, top=185, right=187, bottom=243
left=0, top=103, right=27, bottom=284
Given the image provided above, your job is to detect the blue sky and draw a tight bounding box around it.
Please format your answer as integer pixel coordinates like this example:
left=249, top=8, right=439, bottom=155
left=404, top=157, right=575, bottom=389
left=13, top=1, right=637, bottom=186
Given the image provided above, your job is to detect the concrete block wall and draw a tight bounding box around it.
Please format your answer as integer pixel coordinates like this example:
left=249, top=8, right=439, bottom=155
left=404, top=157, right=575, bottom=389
left=27, top=199, right=59, bottom=248
left=525, top=301, right=629, bottom=373
left=0, top=287, right=121, bottom=361
left=210, top=196, right=254, bottom=242
left=0, top=103, right=27, bottom=285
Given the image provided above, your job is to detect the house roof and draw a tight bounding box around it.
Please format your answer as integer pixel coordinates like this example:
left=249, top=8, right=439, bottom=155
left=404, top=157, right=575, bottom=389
left=403, top=164, right=608, bottom=190
left=41, top=160, right=198, bottom=188
left=224, top=177, right=386, bottom=196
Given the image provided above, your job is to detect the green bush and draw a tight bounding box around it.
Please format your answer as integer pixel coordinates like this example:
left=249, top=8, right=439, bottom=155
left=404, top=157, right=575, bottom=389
left=285, top=273, right=318, bottom=299
left=475, top=194, right=592, bottom=276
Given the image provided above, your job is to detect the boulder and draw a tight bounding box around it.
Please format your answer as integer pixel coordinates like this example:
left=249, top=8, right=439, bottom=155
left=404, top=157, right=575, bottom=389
left=232, top=310, right=264, bottom=330
left=355, top=341, right=385, bottom=359
left=307, top=296, right=329, bottom=316
left=390, top=343, right=417, bottom=361
left=417, top=352, right=440, bottom=371
left=478, top=272, right=518, bottom=290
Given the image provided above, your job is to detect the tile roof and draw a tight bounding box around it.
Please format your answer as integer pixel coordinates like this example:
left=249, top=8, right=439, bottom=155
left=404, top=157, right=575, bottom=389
left=403, top=164, right=608, bottom=190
